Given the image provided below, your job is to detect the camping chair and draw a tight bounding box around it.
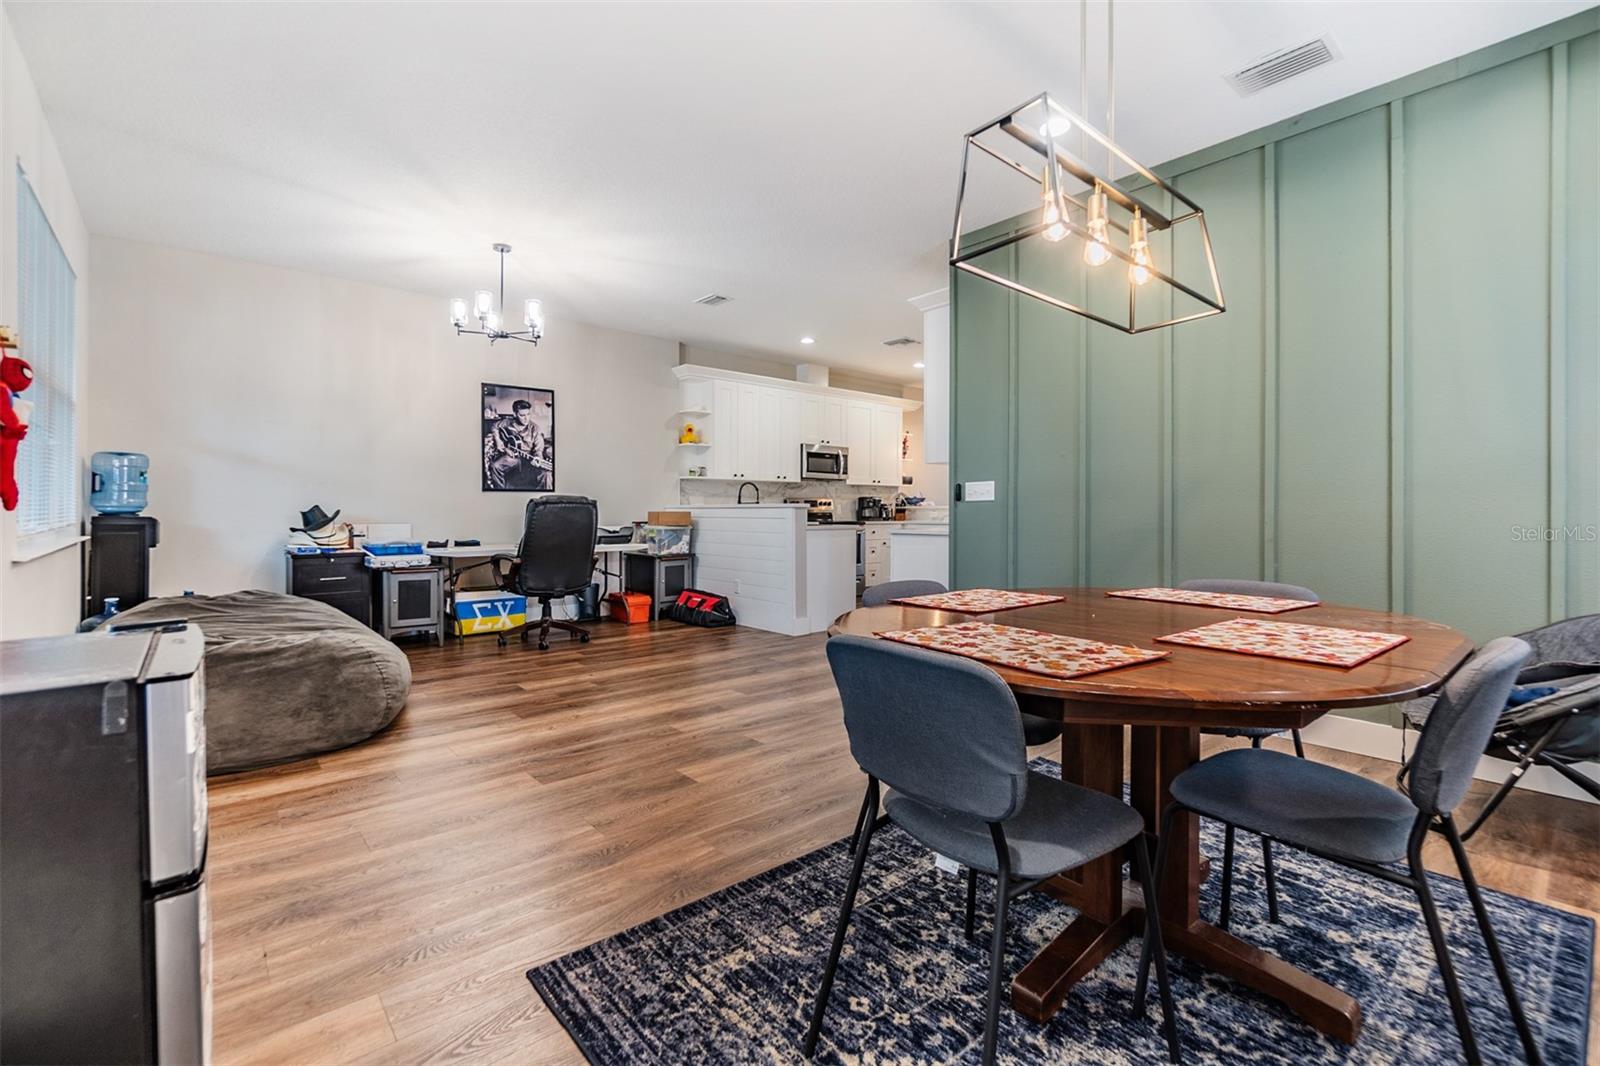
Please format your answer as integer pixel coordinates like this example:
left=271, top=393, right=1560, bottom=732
left=1401, top=613, right=1599, bottom=840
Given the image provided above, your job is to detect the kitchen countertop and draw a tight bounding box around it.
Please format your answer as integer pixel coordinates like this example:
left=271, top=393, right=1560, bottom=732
left=683, top=503, right=808, bottom=510
left=889, top=524, right=949, bottom=536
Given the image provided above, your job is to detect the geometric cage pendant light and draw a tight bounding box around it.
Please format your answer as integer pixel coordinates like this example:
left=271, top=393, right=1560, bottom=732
left=449, top=243, right=544, bottom=346
left=949, top=2, right=1225, bottom=334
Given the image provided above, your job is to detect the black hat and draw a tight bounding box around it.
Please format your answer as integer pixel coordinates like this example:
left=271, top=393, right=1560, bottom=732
left=290, top=505, right=341, bottom=533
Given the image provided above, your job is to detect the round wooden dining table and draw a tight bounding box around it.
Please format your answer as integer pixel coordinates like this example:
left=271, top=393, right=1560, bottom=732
left=829, top=587, right=1475, bottom=1045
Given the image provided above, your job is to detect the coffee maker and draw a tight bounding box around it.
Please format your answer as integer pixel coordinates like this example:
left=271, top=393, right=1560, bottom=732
left=855, top=496, right=889, bottom=522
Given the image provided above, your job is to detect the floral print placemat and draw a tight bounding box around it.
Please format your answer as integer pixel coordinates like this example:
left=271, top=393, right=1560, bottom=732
left=1155, top=618, right=1410, bottom=668
left=876, top=621, right=1169, bottom=680
left=1107, top=587, right=1319, bottom=614
left=890, top=589, right=1066, bottom=613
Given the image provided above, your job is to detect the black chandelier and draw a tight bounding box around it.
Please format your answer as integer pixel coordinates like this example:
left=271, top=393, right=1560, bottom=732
left=450, top=243, right=544, bottom=345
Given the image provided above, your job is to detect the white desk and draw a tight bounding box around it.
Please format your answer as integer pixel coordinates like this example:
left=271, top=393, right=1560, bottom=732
left=427, top=543, right=650, bottom=561
left=430, top=543, right=653, bottom=630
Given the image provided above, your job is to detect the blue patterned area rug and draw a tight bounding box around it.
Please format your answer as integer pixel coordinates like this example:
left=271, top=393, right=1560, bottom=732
left=527, top=760, right=1593, bottom=1064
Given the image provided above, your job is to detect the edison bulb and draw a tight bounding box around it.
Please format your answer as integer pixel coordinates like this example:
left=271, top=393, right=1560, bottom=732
left=449, top=298, right=468, bottom=327
left=1041, top=201, right=1067, bottom=242
left=1082, top=184, right=1111, bottom=267
left=1128, top=209, right=1153, bottom=285
left=474, top=290, right=495, bottom=318
left=484, top=310, right=502, bottom=333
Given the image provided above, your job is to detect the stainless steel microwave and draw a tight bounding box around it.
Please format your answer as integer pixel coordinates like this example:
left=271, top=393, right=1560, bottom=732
left=800, top=444, right=848, bottom=481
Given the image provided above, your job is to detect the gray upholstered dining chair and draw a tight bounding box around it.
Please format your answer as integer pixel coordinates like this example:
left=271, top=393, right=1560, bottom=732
left=857, top=580, right=1066, bottom=750
left=808, top=635, right=1182, bottom=1066
left=859, top=579, right=948, bottom=607
left=1135, top=638, right=1540, bottom=1065
left=1179, top=577, right=1318, bottom=928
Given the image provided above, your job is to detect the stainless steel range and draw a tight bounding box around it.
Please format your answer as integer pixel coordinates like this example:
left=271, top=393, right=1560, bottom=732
left=785, top=497, right=836, bottom=524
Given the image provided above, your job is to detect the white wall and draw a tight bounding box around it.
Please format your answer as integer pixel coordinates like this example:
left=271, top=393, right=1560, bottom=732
left=0, top=5, right=92, bottom=639
left=88, top=236, right=680, bottom=597
left=899, top=395, right=945, bottom=505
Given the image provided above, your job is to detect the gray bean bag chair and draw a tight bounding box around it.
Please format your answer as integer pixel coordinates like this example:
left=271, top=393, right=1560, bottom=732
left=106, top=590, right=410, bottom=774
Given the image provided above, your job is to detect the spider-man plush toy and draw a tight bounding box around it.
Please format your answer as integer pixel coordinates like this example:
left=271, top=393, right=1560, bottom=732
left=0, top=346, right=34, bottom=512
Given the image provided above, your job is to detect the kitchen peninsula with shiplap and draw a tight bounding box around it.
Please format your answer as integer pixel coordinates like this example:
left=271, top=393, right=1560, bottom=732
left=667, top=363, right=945, bottom=633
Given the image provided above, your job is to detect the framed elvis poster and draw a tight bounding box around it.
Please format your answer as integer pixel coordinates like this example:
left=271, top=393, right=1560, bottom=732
left=481, top=382, right=555, bottom=491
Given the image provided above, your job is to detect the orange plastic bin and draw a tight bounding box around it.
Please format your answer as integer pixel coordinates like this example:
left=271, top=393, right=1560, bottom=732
left=606, top=591, right=653, bottom=624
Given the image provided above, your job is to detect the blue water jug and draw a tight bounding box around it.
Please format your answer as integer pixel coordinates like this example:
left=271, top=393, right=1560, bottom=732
left=89, top=451, right=150, bottom=514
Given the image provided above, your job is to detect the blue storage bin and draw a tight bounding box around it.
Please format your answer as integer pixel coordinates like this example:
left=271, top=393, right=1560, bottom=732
left=89, top=452, right=150, bottom=514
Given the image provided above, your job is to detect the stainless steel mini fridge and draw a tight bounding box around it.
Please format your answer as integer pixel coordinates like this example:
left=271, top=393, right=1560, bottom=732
left=0, top=623, right=210, bottom=1065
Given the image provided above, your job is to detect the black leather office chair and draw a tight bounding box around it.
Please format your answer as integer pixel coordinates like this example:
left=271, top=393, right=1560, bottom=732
left=488, top=495, right=598, bottom=650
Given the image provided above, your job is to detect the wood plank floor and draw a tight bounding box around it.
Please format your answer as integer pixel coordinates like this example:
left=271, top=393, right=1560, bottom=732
left=207, top=620, right=1600, bottom=1064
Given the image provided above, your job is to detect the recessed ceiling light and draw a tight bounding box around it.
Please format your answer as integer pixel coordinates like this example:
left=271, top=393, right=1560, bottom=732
left=913, top=361, right=926, bottom=369
left=800, top=336, right=815, bottom=345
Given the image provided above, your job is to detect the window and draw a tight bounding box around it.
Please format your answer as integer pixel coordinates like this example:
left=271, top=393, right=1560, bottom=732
left=15, top=166, right=77, bottom=538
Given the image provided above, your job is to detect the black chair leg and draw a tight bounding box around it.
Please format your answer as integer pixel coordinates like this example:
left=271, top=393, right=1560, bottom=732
left=1441, top=814, right=1542, bottom=1064
left=1408, top=818, right=1481, bottom=1065
left=1218, top=824, right=1235, bottom=932
left=847, top=781, right=875, bottom=854
left=804, top=779, right=879, bottom=1059
left=1135, top=804, right=1179, bottom=1017
left=1261, top=837, right=1281, bottom=924
left=980, top=825, right=1012, bottom=1066
left=1292, top=729, right=1306, bottom=758
left=1133, top=835, right=1183, bottom=1063
left=964, top=867, right=978, bottom=941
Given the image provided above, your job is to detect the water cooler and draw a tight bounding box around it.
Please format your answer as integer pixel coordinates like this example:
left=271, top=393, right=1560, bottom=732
left=86, top=452, right=160, bottom=619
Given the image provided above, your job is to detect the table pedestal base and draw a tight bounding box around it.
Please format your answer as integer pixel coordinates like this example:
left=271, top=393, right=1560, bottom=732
left=1007, top=719, right=1363, bottom=1045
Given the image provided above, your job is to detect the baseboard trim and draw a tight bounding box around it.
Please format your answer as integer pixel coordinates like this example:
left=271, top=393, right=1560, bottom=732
left=1306, top=714, right=1598, bottom=806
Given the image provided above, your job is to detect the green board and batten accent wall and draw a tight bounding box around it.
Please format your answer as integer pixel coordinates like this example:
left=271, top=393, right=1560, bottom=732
left=950, top=14, right=1599, bottom=725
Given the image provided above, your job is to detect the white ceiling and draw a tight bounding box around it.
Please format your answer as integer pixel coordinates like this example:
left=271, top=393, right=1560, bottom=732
left=9, top=1, right=1588, bottom=381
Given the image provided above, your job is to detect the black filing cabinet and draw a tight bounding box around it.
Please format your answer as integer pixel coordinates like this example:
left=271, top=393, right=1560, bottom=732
left=87, top=514, right=160, bottom=618
left=285, top=551, right=371, bottom=627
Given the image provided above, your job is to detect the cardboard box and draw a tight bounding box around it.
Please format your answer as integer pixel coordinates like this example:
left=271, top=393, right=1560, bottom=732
left=454, top=590, right=527, bottom=635
left=647, top=510, right=692, bottom=527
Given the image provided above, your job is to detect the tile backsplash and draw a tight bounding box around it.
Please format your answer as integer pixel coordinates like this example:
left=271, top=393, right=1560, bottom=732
left=679, top=478, right=906, bottom=513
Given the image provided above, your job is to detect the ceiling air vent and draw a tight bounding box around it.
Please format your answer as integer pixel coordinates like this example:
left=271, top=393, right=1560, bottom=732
left=692, top=293, right=730, bottom=306
left=1224, top=37, right=1339, bottom=97
left=882, top=336, right=920, bottom=347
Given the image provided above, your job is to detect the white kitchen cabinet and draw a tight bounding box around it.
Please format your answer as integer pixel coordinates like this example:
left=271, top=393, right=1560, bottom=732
left=676, top=366, right=918, bottom=484
left=846, top=401, right=875, bottom=485
left=889, top=527, right=950, bottom=587
left=848, top=402, right=901, bottom=488
left=707, top=379, right=739, bottom=479
left=756, top=387, right=782, bottom=480
left=736, top=384, right=762, bottom=481
left=862, top=525, right=891, bottom=587
left=754, top=386, right=802, bottom=482
left=799, top=395, right=822, bottom=444
left=869, top=404, right=901, bottom=489
left=820, top=397, right=846, bottom=446
left=802, top=395, right=849, bottom=447
left=776, top=390, right=802, bottom=481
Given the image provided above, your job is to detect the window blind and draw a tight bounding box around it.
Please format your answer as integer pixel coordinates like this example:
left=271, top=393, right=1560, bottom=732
left=15, top=166, right=78, bottom=538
